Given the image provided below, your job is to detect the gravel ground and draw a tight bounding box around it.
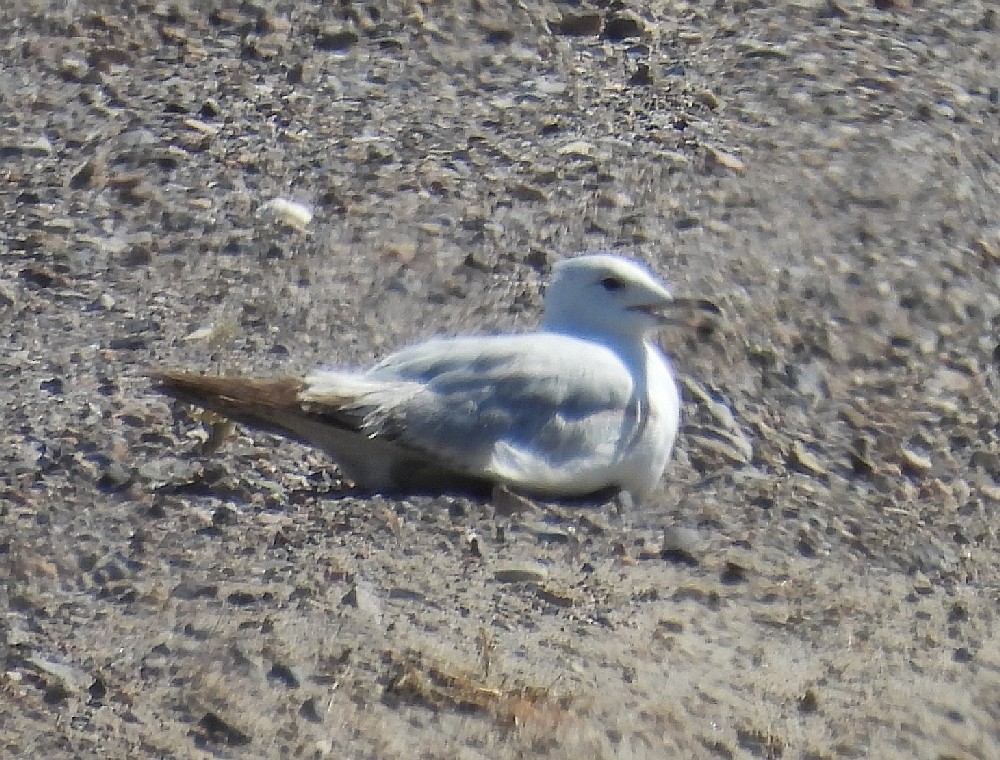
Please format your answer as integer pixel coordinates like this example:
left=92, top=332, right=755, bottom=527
left=2, top=1, right=999, bottom=758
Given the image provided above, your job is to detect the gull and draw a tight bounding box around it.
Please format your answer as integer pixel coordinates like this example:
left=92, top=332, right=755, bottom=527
left=151, top=254, right=716, bottom=503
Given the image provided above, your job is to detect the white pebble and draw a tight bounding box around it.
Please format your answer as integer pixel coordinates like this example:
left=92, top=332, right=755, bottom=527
left=259, top=198, right=313, bottom=229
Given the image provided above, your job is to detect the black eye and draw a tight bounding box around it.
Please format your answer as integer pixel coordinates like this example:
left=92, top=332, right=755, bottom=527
left=600, top=276, right=625, bottom=292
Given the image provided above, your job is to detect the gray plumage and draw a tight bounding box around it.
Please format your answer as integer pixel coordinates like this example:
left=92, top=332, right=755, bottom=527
left=153, top=253, right=712, bottom=501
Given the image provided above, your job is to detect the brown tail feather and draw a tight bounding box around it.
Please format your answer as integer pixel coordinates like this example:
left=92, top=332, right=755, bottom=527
left=150, top=370, right=393, bottom=487
left=149, top=370, right=306, bottom=432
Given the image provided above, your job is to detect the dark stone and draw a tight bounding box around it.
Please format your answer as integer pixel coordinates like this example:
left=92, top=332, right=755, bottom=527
left=98, top=462, right=134, bottom=492
left=226, top=591, right=259, bottom=606
left=553, top=12, right=602, bottom=36
left=603, top=13, right=644, bottom=42
left=299, top=697, right=323, bottom=723
left=197, top=712, right=251, bottom=746
left=315, top=27, right=359, bottom=51
left=268, top=662, right=301, bottom=689
left=720, top=561, right=749, bottom=585
left=628, top=63, right=654, bottom=86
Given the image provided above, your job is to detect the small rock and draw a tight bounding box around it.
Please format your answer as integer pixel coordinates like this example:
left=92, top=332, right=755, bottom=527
left=287, top=61, right=308, bottom=84
left=798, top=689, right=820, bottom=713
left=899, top=447, right=932, bottom=476
left=557, top=140, right=596, bottom=158
left=536, top=585, right=576, bottom=607
left=483, top=27, right=514, bottom=45
left=491, top=485, right=539, bottom=516
left=68, top=158, right=102, bottom=189
left=695, top=89, right=722, bottom=109
left=533, top=77, right=567, bottom=95
left=908, top=538, right=958, bottom=575
left=519, top=521, right=573, bottom=544
left=299, top=697, right=323, bottom=723
left=660, top=526, right=703, bottom=566
left=797, top=528, right=822, bottom=558
left=341, top=578, right=382, bottom=621
left=911, top=571, right=934, bottom=595
left=108, top=335, right=148, bottom=350
left=387, top=587, right=426, bottom=603
left=27, top=654, right=91, bottom=700
left=267, top=661, right=301, bottom=689
left=91, top=551, right=134, bottom=585
left=0, top=280, right=16, bottom=309
left=509, top=183, right=548, bottom=203
left=976, top=8, right=997, bottom=31
left=171, top=581, right=219, bottom=600
left=88, top=676, right=107, bottom=703
left=200, top=99, right=222, bottom=118
left=494, top=565, right=548, bottom=584
left=7, top=135, right=54, bottom=156
left=197, top=712, right=251, bottom=747
left=671, top=584, right=722, bottom=609
left=227, top=590, right=260, bottom=606
left=720, top=561, right=749, bottom=585
left=974, top=234, right=999, bottom=265
left=603, top=12, right=645, bottom=41
left=927, top=367, right=971, bottom=394
left=705, top=146, right=746, bottom=175
left=182, top=117, right=220, bottom=136
left=315, top=26, right=359, bottom=51
left=687, top=428, right=752, bottom=466
left=820, top=0, right=851, bottom=19
left=212, top=506, right=238, bottom=526
left=969, top=450, right=1000, bottom=476
left=739, top=43, right=790, bottom=61
left=97, top=462, right=134, bottom=492
left=20, top=265, right=68, bottom=289
left=6, top=620, right=32, bottom=646
left=259, top=198, right=313, bottom=230
left=58, top=56, right=91, bottom=81
left=946, top=604, right=969, bottom=625
left=467, top=529, right=482, bottom=558
left=577, top=512, right=613, bottom=534
left=553, top=12, right=602, bottom=36
left=628, top=63, right=654, bottom=87
left=872, top=0, right=910, bottom=10
left=39, top=377, right=64, bottom=395
left=789, top=441, right=827, bottom=476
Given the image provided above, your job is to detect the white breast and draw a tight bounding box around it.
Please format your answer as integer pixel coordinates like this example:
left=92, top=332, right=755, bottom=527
left=619, top=342, right=680, bottom=500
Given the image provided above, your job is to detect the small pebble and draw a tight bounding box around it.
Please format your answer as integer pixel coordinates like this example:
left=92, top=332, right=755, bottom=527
left=494, top=565, right=548, bottom=583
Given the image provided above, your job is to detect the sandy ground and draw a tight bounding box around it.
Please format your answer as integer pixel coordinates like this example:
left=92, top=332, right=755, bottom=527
left=2, top=1, right=999, bottom=758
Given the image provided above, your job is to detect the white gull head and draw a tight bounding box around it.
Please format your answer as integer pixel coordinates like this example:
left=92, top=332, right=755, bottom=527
left=540, top=253, right=675, bottom=342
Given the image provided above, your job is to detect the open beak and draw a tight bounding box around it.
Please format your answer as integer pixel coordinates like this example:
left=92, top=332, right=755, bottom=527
left=630, top=297, right=722, bottom=326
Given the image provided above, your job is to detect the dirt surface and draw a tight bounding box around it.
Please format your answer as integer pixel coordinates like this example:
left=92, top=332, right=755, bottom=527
left=2, top=1, right=999, bottom=758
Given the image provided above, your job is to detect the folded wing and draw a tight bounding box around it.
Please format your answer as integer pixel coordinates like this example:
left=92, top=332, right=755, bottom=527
left=302, top=333, right=641, bottom=495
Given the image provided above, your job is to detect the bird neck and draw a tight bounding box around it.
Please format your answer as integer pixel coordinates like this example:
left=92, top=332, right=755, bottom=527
left=543, top=320, right=657, bottom=375
left=542, top=313, right=637, bottom=343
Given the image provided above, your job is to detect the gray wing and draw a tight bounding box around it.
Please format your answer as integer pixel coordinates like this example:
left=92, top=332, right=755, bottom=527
left=304, top=333, right=641, bottom=493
